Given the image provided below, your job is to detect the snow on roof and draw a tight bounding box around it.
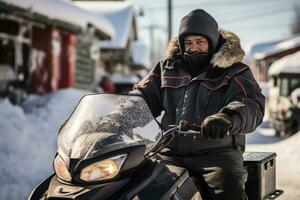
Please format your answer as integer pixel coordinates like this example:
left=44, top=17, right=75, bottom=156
left=74, top=1, right=136, bottom=49
left=244, top=39, right=283, bottom=64
left=255, top=35, right=300, bottom=59
left=269, top=51, right=300, bottom=76
left=132, top=41, right=150, bottom=69
left=1, top=0, right=115, bottom=39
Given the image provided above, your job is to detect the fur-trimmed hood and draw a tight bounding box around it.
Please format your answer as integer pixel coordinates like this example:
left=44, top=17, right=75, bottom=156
left=165, top=29, right=245, bottom=68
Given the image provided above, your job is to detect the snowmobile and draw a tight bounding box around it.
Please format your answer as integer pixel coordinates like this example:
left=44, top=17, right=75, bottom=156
left=28, top=94, right=283, bottom=200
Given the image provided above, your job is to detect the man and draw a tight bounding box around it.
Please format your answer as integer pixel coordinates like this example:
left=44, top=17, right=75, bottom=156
left=130, top=9, right=265, bottom=199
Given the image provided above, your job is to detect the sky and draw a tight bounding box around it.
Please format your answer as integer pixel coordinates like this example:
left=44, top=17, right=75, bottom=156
left=127, top=0, right=298, bottom=54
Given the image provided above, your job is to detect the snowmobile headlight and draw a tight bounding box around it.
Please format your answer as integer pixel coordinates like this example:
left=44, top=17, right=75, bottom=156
left=80, top=154, right=127, bottom=182
left=54, top=155, right=71, bottom=181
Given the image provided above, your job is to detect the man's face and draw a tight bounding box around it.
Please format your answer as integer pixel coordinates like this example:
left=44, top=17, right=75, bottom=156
left=184, top=35, right=209, bottom=53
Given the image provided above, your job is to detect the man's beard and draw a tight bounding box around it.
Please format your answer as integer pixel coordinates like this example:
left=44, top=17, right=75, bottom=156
left=183, top=52, right=210, bottom=68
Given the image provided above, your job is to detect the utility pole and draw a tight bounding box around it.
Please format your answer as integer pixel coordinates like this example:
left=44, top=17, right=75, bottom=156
left=149, top=25, right=155, bottom=67
left=167, top=0, right=172, bottom=43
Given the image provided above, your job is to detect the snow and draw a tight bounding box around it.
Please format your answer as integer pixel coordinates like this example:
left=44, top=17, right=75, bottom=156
left=0, top=87, right=299, bottom=199
left=254, top=35, right=300, bottom=59
left=0, top=89, right=89, bottom=199
left=244, top=39, right=283, bottom=65
left=1, top=0, right=115, bottom=39
left=268, top=51, right=300, bottom=76
left=74, top=1, right=136, bottom=49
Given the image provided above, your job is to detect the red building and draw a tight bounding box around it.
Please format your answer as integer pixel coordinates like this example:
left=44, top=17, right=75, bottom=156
left=0, top=0, right=114, bottom=102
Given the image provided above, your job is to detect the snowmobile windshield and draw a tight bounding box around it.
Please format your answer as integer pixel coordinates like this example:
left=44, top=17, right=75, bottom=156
left=58, top=94, right=162, bottom=160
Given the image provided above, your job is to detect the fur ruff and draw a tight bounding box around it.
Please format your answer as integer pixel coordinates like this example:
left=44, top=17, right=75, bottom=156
left=165, top=29, right=245, bottom=68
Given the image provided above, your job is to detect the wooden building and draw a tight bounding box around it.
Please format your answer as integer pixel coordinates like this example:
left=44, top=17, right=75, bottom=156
left=75, top=1, right=141, bottom=93
left=0, top=0, right=114, bottom=101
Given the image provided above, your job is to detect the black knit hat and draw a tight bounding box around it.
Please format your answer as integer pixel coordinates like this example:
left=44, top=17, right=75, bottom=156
left=178, top=9, right=219, bottom=54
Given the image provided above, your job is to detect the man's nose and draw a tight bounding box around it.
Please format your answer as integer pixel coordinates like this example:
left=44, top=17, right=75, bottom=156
left=190, top=48, right=198, bottom=53
left=189, top=44, right=199, bottom=52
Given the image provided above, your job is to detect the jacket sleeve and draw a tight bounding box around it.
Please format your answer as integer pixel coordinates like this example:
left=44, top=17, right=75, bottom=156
left=219, top=68, right=265, bottom=135
left=130, top=62, right=164, bottom=118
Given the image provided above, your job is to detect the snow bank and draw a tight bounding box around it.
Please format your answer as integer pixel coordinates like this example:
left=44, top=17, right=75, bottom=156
left=0, top=89, right=89, bottom=199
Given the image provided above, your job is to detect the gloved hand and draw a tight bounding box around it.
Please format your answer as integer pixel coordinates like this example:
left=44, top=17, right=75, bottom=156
left=201, top=113, right=232, bottom=139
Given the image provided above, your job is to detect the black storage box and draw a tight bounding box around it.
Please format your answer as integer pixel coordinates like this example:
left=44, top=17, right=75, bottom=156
left=243, top=152, right=281, bottom=200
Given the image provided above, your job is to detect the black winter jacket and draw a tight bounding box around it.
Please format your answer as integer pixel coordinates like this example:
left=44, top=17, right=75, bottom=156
left=133, top=30, right=265, bottom=154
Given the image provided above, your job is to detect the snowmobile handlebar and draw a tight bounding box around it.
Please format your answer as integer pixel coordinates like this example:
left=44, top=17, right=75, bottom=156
left=167, top=124, right=202, bottom=136
left=145, top=125, right=203, bottom=158
left=146, top=123, right=231, bottom=158
left=167, top=121, right=230, bottom=137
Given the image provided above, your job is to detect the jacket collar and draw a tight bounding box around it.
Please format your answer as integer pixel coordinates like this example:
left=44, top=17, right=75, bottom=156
left=165, top=29, right=245, bottom=69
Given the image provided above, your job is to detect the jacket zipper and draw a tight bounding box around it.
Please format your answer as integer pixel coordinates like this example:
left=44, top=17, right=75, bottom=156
left=205, top=90, right=212, bottom=106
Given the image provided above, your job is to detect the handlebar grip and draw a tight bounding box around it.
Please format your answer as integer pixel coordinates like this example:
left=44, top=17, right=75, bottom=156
left=176, top=130, right=202, bottom=135
left=176, top=130, right=230, bottom=137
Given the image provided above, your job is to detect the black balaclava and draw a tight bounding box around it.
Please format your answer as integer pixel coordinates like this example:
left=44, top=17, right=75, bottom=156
left=178, top=9, right=219, bottom=69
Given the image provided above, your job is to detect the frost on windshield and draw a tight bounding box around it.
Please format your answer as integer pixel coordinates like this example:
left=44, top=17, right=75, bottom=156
left=58, top=94, right=161, bottom=159
left=95, top=96, right=155, bottom=139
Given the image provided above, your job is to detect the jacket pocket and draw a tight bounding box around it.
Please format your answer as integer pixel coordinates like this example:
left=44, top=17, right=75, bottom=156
left=199, top=78, right=230, bottom=91
left=161, top=75, right=190, bottom=88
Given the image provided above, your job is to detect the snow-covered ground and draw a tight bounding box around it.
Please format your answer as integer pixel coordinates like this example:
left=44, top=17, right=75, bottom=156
left=0, top=89, right=90, bottom=199
left=0, top=88, right=299, bottom=199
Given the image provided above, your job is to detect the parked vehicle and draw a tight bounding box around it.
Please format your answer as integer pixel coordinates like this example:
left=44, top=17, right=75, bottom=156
left=28, top=94, right=282, bottom=200
left=268, top=52, right=300, bottom=136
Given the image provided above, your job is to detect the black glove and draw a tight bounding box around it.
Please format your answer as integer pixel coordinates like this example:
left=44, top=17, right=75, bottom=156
left=201, top=113, right=232, bottom=139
